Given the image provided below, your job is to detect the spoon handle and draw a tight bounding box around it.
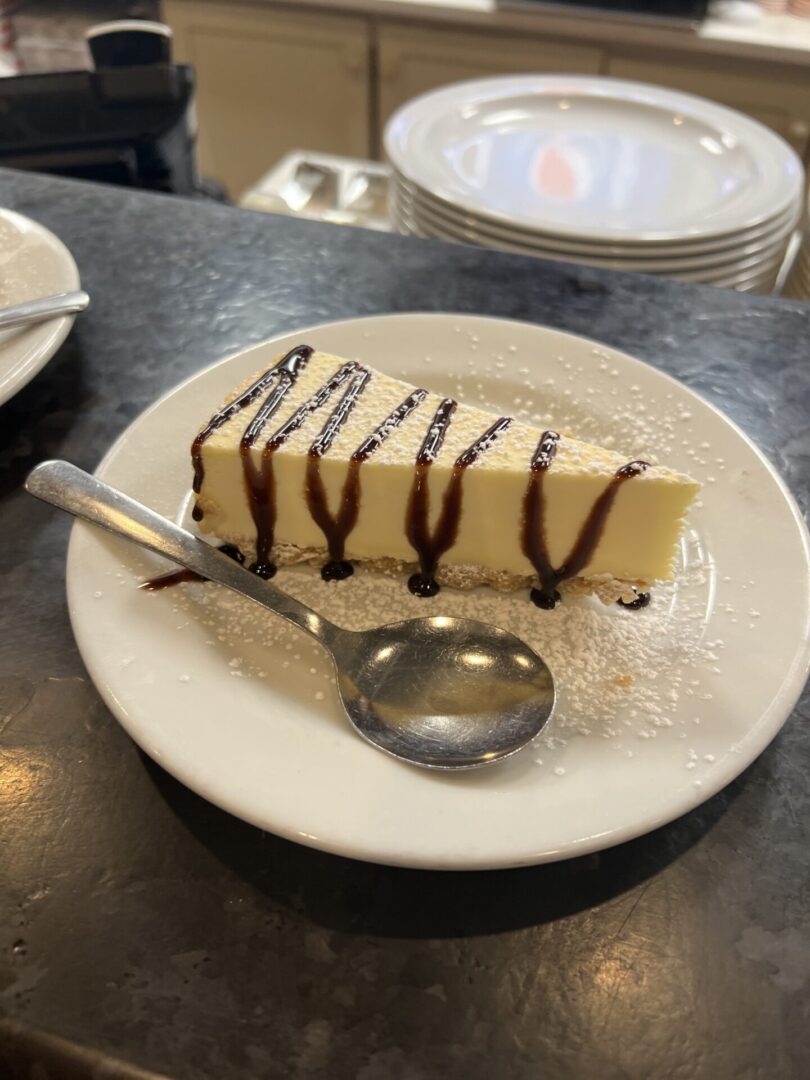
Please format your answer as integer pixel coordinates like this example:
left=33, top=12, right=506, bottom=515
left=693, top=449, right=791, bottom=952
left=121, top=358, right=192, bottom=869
left=0, top=290, right=90, bottom=329
left=25, top=460, right=343, bottom=649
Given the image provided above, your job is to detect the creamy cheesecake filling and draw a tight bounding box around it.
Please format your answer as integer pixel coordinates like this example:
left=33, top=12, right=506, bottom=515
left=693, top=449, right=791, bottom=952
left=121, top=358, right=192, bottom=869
left=183, top=345, right=700, bottom=607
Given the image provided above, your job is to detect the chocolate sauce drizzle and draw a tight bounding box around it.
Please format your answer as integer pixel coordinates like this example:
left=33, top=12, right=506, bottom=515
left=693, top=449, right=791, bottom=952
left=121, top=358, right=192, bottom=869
left=305, top=368, right=372, bottom=580
left=406, top=407, right=513, bottom=598
left=191, top=345, right=313, bottom=521
left=520, top=430, right=561, bottom=609
left=307, top=384, right=429, bottom=581
left=309, top=368, right=371, bottom=458
left=239, top=373, right=297, bottom=577
left=140, top=543, right=244, bottom=591
left=187, top=352, right=657, bottom=609
left=352, top=390, right=427, bottom=463
left=241, top=360, right=359, bottom=578
left=521, top=430, right=649, bottom=609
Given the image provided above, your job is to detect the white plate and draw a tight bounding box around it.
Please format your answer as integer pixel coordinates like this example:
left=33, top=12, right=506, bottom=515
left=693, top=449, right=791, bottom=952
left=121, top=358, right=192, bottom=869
left=385, top=76, right=804, bottom=244
left=392, top=204, right=788, bottom=287
left=66, top=314, right=810, bottom=869
left=394, top=196, right=793, bottom=277
left=0, top=209, right=81, bottom=407
left=391, top=170, right=800, bottom=263
left=390, top=172, right=799, bottom=259
left=391, top=171, right=801, bottom=260
left=392, top=181, right=798, bottom=272
left=706, top=260, right=782, bottom=290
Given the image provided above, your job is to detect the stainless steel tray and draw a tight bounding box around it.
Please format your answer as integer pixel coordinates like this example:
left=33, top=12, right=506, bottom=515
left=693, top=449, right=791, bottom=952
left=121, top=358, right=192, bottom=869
left=239, top=151, right=392, bottom=231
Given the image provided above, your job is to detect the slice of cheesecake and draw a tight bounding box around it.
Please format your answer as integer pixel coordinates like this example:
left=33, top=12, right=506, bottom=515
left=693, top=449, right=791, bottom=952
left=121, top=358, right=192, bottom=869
left=190, top=345, right=699, bottom=607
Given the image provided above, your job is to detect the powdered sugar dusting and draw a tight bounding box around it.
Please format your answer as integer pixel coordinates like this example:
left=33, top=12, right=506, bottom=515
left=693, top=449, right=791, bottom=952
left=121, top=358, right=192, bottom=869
left=133, top=329, right=722, bottom=779
left=152, top=522, right=714, bottom=766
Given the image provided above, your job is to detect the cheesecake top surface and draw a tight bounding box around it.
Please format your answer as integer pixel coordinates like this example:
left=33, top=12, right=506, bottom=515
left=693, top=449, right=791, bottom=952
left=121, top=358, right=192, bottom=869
left=199, top=348, right=694, bottom=484
left=190, top=344, right=699, bottom=603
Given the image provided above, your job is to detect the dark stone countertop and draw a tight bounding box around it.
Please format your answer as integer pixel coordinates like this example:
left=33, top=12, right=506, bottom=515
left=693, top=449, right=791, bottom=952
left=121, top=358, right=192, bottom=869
left=0, top=169, right=808, bottom=1080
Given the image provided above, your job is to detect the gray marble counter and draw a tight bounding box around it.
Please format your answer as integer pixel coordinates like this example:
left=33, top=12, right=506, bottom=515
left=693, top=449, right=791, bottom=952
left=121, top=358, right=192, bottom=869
left=0, top=168, right=808, bottom=1080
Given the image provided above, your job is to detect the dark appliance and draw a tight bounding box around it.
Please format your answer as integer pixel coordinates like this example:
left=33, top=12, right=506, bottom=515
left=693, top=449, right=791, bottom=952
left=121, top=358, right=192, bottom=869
left=0, top=20, right=223, bottom=198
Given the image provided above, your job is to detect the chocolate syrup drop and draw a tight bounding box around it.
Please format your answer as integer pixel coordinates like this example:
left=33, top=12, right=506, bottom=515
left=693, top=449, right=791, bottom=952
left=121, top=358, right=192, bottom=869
left=618, top=590, right=651, bottom=610
left=321, top=560, right=354, bottom=582
left=408, top=572, right=440, bottom=598
left=529, top=587, right=560, bottom=611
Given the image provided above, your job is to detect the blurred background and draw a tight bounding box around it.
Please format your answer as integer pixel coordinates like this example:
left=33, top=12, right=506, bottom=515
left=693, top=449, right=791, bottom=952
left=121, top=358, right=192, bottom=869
left=1, top=0, right=809, bottom=296
left=6, top=2, right=159, bottom=72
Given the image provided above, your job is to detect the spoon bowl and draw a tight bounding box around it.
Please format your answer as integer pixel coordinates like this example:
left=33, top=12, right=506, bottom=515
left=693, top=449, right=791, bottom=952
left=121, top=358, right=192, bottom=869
left=335, top=616, right=554, bottom=768
left=25, top=460, right=555, bottom=770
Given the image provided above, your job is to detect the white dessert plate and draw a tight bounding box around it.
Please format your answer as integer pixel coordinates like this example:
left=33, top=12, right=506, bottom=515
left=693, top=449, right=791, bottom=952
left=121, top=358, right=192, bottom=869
left=385, top=76, right=803, bottom=244
left=391, top=205, right=787, bottom=290
left=393, top=185, right=797, bottom=274
left=65, top=314, right=810, bottom=869
left=394, top=205, right=792, bottom=281
left=0, top=209, right=81, bottom=407
left=391, top=171, right=800, bottom=260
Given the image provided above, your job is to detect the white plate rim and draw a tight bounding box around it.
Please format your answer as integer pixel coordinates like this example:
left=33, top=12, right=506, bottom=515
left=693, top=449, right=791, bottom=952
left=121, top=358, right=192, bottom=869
left=0, top=209, right=81, bottom=408
left=65, top=313, right=810, bottom=870
left=391, top=168, right=801, bottom=254
left=390, top=204, right=787, bottom=286
left=393, top=199, right=794, bottom=277
left=392, top=180, right=799, bottom=270
left=385, top=75, right=804, bottom=244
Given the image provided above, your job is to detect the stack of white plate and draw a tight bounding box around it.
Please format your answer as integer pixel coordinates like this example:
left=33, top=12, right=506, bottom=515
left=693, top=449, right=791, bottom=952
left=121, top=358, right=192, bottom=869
left=385, top=76, right=805, bottom=292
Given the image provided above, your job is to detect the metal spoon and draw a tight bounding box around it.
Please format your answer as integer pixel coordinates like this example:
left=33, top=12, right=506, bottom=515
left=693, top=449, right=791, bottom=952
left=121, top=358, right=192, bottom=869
left=26, top=460, right=555, bottom=770
left=0, top=291, right=90, bottom=331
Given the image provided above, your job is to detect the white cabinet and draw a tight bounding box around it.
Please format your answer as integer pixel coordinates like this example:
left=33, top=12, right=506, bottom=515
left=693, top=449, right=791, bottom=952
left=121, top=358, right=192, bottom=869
left=377, top=21, right=605, bottom=136
left=163, top=1, right=371, bottom=198
left=162, top=2, right=810, bottom=197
